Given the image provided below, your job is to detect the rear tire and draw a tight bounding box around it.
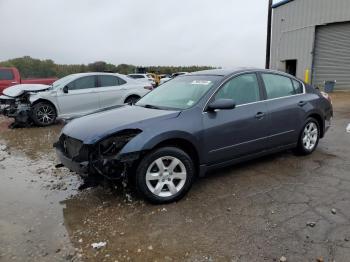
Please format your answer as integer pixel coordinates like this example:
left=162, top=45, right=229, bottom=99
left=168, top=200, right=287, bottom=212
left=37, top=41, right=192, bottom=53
left=295, top=117, right=320, bottom=155
left=135, top=147, right=195, bottom=204
left=31, top=102, right=57, bottom=127
left=125, top=96, right=140, bottom=105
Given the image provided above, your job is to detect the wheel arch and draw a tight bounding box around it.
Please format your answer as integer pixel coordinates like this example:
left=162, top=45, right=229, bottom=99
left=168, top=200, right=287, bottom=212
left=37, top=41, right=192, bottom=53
left=124, top=94, right=141, bottom=103
left=151, top=138, right=200, bottom=172
left=31, top=99, right=58, bottom=115
left=307, top=113, right=324, bottom=138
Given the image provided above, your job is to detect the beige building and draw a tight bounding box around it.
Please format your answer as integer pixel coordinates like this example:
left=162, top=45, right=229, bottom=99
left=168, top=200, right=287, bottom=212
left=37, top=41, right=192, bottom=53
left=270, top=0, right=350, bottom=90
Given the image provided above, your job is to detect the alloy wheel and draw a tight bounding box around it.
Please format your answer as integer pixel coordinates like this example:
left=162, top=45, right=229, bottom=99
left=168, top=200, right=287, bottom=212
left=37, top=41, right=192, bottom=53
left=145, top=156, right=187, bottom=198
left=302, top=122, right=318, bottom=150
left=36, top=105, right=56, bottom=124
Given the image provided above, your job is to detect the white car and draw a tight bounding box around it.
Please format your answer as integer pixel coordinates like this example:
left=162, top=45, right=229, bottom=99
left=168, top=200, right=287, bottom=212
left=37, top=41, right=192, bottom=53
left=0, top=72, right=152, bottom=127
left=128, top=74, right=156, bottom=86
left=171, top=72, right=188, bottom=78
left=159, top=74, right=172, bottom=85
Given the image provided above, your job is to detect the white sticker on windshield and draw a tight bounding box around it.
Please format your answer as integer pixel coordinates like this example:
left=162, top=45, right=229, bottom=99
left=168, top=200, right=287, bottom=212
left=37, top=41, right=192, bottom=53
left=187, top=100, right=194, bottom=106
left=191, top=80, right=212, bottom=85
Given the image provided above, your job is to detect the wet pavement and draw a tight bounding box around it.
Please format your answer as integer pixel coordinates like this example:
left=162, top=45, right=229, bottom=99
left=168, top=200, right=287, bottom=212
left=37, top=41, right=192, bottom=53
left=0, top=92, right=350, bottom=262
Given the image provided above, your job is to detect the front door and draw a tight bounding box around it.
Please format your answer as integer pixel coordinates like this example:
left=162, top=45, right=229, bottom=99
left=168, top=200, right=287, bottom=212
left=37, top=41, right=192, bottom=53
left=57, top=75, right=99, bottom=118
left=203, top=73, right=270, bottom=165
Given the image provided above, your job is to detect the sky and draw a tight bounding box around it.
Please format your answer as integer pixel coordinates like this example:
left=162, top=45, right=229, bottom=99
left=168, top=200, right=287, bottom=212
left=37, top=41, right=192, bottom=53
left=0, top=0, right=281, bottom=67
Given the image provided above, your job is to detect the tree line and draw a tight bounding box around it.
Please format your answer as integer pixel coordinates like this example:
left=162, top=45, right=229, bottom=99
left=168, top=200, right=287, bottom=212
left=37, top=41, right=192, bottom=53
left=0, top=56, right=215, bottom=78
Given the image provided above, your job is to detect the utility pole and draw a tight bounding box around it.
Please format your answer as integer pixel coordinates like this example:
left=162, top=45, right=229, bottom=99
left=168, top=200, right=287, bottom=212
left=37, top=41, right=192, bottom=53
left=265, top=0, right=273, bottom=69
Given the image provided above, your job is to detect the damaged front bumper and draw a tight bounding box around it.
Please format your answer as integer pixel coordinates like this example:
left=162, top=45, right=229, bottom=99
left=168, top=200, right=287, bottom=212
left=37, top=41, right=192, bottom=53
left=54, top=134, right=142, bottom=180
left=55, top=148, right=89, bottom=176
left=0, top=96, right=32, bottom=124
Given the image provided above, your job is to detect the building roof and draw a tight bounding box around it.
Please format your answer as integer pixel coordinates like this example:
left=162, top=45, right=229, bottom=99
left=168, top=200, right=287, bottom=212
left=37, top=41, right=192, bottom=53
left=272, top=0, right=295, bottom=8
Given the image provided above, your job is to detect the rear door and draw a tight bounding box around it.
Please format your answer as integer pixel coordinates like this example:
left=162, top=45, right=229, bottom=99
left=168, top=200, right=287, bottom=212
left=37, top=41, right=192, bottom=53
left=202, top=73, right=270, bottom=164
left=97, top=75, right=128, bottom=108
left=57, top=75, right=99, bottom=117
left=259, top=73, right=305, bottom=147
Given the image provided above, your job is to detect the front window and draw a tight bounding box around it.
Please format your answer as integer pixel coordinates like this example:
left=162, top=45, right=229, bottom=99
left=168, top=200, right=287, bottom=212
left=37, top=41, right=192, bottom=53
left=67, top=76, right=97, bottom=90
left=136, top=75, right=222, bottom=110
left=215, top=73, right=261, bottom=105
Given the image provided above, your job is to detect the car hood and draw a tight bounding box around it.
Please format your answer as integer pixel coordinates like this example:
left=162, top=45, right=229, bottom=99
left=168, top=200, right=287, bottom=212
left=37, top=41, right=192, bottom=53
left=3, top=84, right=50, bottom=97
left=62, top=105, right=181, bottom=144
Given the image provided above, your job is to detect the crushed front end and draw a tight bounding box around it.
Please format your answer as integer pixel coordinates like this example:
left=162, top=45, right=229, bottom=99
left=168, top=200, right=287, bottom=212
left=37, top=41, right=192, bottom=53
left=54, top=129, right=143, bottom=181
left=0, top=94, right=32, bottom=127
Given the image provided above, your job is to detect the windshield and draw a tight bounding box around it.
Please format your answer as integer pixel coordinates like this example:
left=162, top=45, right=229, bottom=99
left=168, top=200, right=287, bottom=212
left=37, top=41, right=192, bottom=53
left=52, top=75, right=75, bottom=88
left=136, top=75, right=222, bottom=110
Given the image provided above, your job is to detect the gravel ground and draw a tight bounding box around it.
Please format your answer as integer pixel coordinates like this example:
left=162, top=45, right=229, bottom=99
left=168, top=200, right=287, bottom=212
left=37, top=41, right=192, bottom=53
left=0, top=92, right=349, bottom=262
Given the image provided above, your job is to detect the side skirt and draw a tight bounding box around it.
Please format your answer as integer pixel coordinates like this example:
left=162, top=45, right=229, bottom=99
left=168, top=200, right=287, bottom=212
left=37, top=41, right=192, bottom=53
left=198, top=143, right=297, bottom=177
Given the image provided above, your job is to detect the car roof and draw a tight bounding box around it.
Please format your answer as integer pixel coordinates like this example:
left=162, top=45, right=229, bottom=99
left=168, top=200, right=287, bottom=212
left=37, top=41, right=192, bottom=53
left=69, top=72, right=126, bottom=78
left=187, top=68, right=295, bottom=78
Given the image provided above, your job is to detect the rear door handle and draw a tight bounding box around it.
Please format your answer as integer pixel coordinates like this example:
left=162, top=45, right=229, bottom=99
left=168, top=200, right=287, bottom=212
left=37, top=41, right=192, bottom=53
left=298, top=101, right=307, bottom=107
left=255, top=112, right=265, bottom=119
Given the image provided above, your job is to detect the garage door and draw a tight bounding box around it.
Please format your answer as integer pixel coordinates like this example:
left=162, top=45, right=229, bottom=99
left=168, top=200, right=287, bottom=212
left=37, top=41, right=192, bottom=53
left=312, top=22, right=350, bottom=90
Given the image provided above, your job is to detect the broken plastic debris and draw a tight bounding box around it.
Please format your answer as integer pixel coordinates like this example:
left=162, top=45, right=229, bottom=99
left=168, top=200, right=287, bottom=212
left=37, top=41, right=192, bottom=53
left=91, top=242, right=107, bottom=249
left=280, top=256, right=287, bottom=262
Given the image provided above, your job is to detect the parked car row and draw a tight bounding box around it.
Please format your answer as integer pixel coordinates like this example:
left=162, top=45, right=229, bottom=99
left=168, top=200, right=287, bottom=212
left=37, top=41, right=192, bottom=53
left=54, top=69, right=333, bottom=204
left=0, top=72, right=153, bottom=127
left=128, top=72, right=188, bottom=87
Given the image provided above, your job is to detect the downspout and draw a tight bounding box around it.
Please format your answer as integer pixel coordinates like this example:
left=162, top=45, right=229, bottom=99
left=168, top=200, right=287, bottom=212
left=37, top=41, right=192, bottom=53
left=265, top=0, right=273, bottom=69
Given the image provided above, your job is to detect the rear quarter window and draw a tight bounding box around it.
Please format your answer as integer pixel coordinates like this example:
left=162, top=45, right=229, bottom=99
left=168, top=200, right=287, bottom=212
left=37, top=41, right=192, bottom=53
left=0, top=69, right=14, bottom=80
left=292, top=79, right=304, bottom=94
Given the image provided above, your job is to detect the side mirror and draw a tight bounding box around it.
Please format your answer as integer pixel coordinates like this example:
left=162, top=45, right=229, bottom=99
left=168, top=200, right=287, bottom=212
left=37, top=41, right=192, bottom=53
left=207, top=99, right=236, bottom=111
left=63, top=86, right=69, bottom=93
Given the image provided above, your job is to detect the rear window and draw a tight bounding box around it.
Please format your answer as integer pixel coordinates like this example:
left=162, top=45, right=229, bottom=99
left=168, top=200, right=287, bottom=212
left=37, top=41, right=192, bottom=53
left=129, top=75, right=144, bottom=79
left=0, top=69, right=14, bottom=80
left=261, top=74, right=296, bottom=99
left=99, top=75, right=126, bottom=87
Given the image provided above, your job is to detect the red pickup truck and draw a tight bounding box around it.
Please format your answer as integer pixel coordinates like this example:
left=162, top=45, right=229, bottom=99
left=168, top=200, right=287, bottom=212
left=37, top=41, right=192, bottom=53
left=0, top=67, right=57, bottom=94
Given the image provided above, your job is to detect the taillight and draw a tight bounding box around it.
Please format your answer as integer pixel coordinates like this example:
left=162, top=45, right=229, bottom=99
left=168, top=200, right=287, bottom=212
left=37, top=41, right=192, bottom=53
left=320, top=91, right=332, bottom=104
left=144, top=86, right=153, bottom=91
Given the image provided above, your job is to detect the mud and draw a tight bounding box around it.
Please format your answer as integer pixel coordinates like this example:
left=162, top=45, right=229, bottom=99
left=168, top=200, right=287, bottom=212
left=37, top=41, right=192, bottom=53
left=0, top=92, right=350, bottom=262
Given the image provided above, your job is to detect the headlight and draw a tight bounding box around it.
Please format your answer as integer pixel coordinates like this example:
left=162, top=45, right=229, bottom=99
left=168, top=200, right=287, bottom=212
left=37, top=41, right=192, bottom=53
left=99, top=129, right=142, bottom=156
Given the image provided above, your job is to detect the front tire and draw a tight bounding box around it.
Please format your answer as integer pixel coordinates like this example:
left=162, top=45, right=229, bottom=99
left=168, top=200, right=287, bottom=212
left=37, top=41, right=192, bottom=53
left=135, top=147, right=195, bottom=204
left=296, top=118, right=320, bottom=155
left=31, top=102, right=57, bottom=127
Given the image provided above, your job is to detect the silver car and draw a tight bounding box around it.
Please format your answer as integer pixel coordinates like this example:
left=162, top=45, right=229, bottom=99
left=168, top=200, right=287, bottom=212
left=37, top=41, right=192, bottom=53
left=0, top=72, right=152, bottom=127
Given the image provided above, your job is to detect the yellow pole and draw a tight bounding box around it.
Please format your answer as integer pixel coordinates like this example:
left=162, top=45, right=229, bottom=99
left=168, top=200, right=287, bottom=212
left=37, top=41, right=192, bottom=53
left=304, top=68, right=310, bottom=84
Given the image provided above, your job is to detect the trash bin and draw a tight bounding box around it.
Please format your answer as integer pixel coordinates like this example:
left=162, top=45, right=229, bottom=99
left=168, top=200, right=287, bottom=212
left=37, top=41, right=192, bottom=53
left=324, top=80, right=336, bottom=93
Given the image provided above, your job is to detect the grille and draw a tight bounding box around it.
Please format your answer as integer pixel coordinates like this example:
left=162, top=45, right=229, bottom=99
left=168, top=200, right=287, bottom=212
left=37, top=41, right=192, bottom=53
left=60, top=134, right=83, bottom=159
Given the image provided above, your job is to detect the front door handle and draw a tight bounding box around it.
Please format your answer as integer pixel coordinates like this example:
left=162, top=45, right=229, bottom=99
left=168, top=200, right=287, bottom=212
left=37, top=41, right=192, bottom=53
left=298, top=101, right=307, bottom=107
left=255, top=112, right=265, bottom=119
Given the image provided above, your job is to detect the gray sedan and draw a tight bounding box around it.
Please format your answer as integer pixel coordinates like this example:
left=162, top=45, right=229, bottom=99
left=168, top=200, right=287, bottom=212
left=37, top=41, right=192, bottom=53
left=55, top=69, right=333, bottom=203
